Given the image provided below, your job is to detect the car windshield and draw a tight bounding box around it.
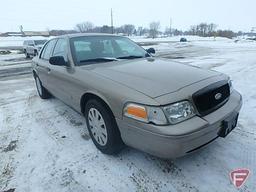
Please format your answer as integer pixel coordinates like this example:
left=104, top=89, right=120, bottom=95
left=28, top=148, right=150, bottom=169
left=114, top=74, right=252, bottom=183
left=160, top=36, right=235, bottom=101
left=34, top=40, right=47, bottom=45
left=70, top=36, right=149, bottom=65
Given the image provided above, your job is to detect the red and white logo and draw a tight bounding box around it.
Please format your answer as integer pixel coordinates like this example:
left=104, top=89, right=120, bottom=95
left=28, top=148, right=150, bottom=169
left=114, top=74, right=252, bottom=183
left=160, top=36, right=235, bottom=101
left=230, top=168, right=250, bottom=188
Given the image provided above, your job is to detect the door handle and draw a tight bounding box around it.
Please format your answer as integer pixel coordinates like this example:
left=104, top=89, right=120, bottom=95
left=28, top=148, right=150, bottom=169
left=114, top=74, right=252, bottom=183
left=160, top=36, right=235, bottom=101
left=46, top=67, right=51, bottom=74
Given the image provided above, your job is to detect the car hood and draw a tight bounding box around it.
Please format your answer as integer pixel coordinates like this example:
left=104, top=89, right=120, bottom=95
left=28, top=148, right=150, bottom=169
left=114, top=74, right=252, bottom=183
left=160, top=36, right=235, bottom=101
left=85, top=58, right=221, bottom=98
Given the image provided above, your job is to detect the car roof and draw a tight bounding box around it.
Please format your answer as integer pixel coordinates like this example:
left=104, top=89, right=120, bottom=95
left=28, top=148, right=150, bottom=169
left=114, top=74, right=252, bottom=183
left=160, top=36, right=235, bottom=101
left=57, top=33, right=121, bottom=39
left=24, top=39, right=46, bottom=42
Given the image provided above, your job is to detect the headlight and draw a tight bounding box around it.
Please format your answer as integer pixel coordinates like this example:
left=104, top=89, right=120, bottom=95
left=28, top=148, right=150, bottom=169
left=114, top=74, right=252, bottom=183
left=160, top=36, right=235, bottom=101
left=163, top=101, right=195, bottom=124
left=228, top=79, right=233, bottom=93
left=123, top=103, right=167, bottom=125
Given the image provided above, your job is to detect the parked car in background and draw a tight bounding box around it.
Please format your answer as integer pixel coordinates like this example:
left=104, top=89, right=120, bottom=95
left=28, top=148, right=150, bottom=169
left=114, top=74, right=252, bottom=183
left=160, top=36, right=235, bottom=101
left=180, top=37, right=187, bottom=42
left=23, top=40, right=47, bottom=58
left=32, top=34, right=242, bottom=159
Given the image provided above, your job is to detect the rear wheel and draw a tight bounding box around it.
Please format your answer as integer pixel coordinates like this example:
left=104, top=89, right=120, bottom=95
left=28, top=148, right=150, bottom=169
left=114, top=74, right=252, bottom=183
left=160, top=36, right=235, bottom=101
left=85, top=99, right=124, bottom=154
left=34, top=75, right=51, bottom=99
left=24, top=50, right=30, bottom=58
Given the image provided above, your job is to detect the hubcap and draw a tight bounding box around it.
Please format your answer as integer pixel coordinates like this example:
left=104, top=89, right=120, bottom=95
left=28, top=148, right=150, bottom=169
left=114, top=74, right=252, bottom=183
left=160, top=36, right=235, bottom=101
left=88, top=108, right=108, bottom=146
left=35, top=77, right=42, bottom=96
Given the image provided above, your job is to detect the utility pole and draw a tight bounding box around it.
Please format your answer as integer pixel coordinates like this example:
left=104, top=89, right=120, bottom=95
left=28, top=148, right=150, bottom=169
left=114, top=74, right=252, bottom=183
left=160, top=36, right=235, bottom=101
left=111, top=8, right=114, bottom=34
left=169, top=17, right=172, bottom=37
left=19, top=25, right=25, bottom=36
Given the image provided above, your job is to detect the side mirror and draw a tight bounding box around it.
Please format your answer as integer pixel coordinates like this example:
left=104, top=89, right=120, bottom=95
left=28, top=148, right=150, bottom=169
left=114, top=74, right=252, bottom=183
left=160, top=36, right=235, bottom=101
left=146, top=48, right=156, bottom=54
left=49, top=56, right=67, bottom=66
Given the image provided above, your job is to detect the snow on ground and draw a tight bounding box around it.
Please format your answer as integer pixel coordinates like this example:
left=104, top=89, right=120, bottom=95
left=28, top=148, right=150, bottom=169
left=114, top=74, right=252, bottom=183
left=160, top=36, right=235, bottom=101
left=131, top=35, right=232, bottom=43
left=0, top=53, right=31, bottom=78
left=0, top=38, right=256, bottom=192
left=0, top=53, right=25, bottom=63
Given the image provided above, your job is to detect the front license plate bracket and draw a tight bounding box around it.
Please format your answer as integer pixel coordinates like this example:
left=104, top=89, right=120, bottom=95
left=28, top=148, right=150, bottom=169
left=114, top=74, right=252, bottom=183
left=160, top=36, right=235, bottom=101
left=218, top=113, right=239, bottom=138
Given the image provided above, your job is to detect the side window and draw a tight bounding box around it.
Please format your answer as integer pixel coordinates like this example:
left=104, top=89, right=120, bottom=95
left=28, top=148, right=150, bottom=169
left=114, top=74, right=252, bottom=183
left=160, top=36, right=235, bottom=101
left=53, top=39, right=68, bottom=61
left=28, top=40, right=34, bottom=46
left=103, top=40, right=114, bottom=56
left=41, top=39, right=57, bottom=60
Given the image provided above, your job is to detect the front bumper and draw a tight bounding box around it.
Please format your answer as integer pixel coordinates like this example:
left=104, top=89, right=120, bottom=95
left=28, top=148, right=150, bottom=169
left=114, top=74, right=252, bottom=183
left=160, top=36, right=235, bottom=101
left=116, top=90, right=242, bottom=159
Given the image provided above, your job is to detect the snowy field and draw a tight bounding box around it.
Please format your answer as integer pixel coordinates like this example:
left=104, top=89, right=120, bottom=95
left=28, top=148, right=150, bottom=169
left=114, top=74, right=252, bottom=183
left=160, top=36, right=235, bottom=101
left=0, top=38, right=256, bottom=192
left=0, top=36, right=49, bottom=48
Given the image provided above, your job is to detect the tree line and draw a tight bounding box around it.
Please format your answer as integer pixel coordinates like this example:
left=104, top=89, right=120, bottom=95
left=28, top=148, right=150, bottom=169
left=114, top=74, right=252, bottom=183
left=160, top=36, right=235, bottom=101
left=49, top=21, right=243, bottom=39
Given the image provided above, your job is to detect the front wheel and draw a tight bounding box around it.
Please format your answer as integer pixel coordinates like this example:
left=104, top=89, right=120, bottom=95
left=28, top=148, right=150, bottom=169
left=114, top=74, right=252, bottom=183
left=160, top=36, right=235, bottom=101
left=85, top=99, right=124, bottom=154
left=34, top=75, right=51, bottom=99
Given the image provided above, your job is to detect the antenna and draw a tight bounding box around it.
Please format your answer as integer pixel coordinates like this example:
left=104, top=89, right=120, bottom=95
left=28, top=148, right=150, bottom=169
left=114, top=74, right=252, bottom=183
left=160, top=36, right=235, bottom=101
left=111, top=8, right=114, bottom=34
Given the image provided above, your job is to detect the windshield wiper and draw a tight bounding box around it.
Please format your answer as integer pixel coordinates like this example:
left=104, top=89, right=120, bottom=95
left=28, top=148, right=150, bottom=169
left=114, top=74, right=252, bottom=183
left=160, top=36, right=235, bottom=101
left=117, top=55, right=144, bottom=60
left=80, top=57, right=118, bottom=63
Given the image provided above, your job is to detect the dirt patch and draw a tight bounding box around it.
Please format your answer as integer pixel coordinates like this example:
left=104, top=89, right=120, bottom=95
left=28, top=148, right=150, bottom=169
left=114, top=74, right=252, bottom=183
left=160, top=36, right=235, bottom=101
left=4, top=57, right=30, bottom=62
left=1, top=188, right=15, bottom=192
left=81, top=134, right=90, bottom=141
left=0, top=163, right=14, bottom=190
left=0, top=50, right=11, bottom=55
left=2, top=140, right=18, bottom=152
left=162, top=56, right=186, bottom=59
left=69, top=119, right=83, bottom=127
left=0, top=67, right=32, bottom=78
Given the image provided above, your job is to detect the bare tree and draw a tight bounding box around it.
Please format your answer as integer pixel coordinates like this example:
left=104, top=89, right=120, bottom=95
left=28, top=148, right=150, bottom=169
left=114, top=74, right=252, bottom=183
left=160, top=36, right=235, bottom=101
left=216, top=30, right=235, bottom=39
left=149, top=21, right=160, bottom=38
left=76, top=21, right=94, bottom=33
left=198, top=23, right=208, bottom=36
left=137, top=26, right=143, bottom=36
left=101, top=25, right=112, bottom=34
left=190, top=25, right=197, bottom=35
left=122, top=24, right=135, bottom=36
left=208, top=23, right=217, bottom=36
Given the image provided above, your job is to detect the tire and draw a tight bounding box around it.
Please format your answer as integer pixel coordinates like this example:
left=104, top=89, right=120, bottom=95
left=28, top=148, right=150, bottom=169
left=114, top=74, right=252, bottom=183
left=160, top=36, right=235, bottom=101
left=25, top=50, right=30, bottom=58
left=85, top=99, right=124, bottom=154
left=34, top=75, right=51, bottom=99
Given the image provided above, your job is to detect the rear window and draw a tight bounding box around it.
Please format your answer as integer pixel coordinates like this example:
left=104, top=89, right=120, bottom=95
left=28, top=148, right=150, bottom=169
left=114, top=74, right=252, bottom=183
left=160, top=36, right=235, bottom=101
left=34, top=40, right=47, bottom=45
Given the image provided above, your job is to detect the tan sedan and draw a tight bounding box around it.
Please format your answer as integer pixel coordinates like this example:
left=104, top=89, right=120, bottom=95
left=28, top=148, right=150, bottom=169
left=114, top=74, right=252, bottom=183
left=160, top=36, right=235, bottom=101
left=32, top=34, right=242, bottom=159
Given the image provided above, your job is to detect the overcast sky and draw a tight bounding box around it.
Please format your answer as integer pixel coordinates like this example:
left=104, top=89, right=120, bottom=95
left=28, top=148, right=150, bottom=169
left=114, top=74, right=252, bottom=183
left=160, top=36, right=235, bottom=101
left=0, top=0, right=255, bottom=32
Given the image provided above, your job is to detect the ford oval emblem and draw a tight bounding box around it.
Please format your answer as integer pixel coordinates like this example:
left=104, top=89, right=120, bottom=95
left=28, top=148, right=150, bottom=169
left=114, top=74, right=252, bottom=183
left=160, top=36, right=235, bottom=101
left=215, top=93, right=222, bottom=100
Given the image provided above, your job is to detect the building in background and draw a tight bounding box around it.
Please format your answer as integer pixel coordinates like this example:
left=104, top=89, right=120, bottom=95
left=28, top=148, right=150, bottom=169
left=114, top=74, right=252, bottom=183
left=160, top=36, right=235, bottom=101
left=0, top=31, right=50, bottom=37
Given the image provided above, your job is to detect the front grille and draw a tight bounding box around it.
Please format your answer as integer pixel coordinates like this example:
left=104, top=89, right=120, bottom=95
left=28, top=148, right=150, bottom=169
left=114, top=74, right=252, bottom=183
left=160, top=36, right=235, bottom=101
left=192, top=81, right=230, bottom=116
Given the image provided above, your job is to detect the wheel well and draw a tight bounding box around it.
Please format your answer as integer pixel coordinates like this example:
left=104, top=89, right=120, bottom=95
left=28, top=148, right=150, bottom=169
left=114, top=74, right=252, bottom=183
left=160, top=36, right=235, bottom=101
left=80, top=93, right=114, bottom=116
left=32, top=70, right=37, bottom=78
